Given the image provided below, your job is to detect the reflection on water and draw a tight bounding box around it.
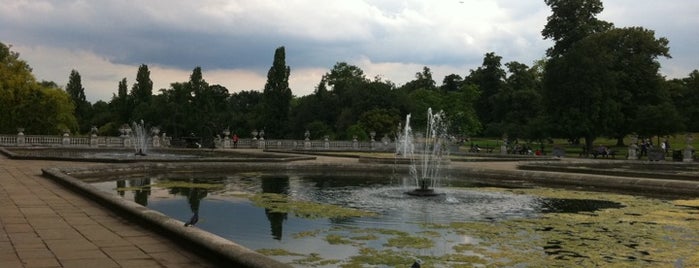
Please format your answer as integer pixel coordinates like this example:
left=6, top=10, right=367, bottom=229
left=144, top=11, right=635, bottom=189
left=261, top=176, right=289, bottom=240
left=89, top=173, right=632, bottom=266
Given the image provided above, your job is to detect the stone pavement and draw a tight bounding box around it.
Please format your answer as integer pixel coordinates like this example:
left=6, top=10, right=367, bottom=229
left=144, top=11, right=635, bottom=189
left=0, top=155, right=218, bottom=268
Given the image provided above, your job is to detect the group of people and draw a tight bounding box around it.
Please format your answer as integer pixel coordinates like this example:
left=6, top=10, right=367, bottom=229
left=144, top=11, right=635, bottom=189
left=638, top=138, right=671, bottom=157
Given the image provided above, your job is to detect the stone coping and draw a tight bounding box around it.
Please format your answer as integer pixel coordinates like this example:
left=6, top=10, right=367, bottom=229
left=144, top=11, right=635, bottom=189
left=1, top=147, right=315, bottom=163
left=41, top=166, right=293, bottom=268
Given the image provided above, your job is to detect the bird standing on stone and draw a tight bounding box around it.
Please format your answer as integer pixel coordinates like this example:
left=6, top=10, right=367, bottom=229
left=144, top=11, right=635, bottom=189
left=411, top=259, right=422, bottom=268
left=184, top=212, right=199, bottom=227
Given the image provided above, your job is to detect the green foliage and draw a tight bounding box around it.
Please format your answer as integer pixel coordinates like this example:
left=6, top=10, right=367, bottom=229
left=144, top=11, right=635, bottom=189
left=668, top=70, right=699, bottom=132
left=0, top=42, right=78, bottom=134
left=542, top=0, right=613, bottom=57
left=543, top=25, right=675, bottom=150
left=261, top=46, right=292, bottom=138
left=130, top=64, right=152, bottom=106
left=466, top=52, right=506, bottom=128
left=357, top=108, right=400, bottom=138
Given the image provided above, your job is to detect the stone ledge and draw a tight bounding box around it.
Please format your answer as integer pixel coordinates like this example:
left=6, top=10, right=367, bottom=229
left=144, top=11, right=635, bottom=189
left=41, top=167, right=292, bottom=268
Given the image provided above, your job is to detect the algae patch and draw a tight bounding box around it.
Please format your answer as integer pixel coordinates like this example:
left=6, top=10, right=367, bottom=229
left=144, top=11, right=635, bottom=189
left=247, top=193, right=377, bottom=219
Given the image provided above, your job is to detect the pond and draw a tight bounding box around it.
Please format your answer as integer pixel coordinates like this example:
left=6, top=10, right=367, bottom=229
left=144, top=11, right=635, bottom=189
left=88, top=172, right=699, bottom=267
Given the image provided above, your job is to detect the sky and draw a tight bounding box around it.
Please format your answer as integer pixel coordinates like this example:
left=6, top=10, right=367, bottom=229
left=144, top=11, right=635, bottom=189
left=1, top=0, right=697, bottom=103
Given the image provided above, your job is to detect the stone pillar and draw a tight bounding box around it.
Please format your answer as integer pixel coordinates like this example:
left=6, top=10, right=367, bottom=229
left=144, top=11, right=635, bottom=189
left=352, top=136, right=358, bottom=149
left=684, top=148, right=694, bottom=162
left=90, top=134, right=98, bottom=147
left=684, top=134, right=694, bottom=162
left=627, top=144, right=638, bottom=160
left=62, top=131, right=70, bottom=146
left=16, top=128, right=25, bottom=146
left=323, top=136, right=330, bottom=149
left=303, top=130, right=311, bottom=149
left=123, top=135, right=131, bottom=148
left=152, top=135, right=161, bottom=148
left=222, top=129, right=231, bottom=148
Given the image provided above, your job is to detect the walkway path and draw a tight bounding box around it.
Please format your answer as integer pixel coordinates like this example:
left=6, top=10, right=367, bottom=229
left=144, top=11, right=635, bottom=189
left=0, top=155, right=217, bottom=268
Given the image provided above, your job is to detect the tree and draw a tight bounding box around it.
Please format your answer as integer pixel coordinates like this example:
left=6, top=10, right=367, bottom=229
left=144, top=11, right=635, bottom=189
left=110, top=78, right=131, bottom=124
left=488, top=61, right=543, bottom=140
left=260, top=46, right=292, bottom=138
left=0, top=42, right=77, bottom=134
left=599, top=27, right=675, bottom=144
left=401, top=66, right=437, bottom=92
left=668, top=70, right=699, bottom=131
left=466, top=52, right=506, bottom=129
left=357, top=108, right=401, bottom=139
left=440, top=74, right=463, bottom=92
left=66, top=69, right=91, bottom=133
left=131, top=64, right=153, bottom=106
left=543, top=36, right=620, bottom=151
left=542, top=0, right=613, bottom=58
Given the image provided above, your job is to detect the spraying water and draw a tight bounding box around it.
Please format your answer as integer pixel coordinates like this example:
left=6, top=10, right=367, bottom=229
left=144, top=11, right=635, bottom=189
left=396, top=108, right=449, bottom=196
left=131, top=120, right=149, bottom=156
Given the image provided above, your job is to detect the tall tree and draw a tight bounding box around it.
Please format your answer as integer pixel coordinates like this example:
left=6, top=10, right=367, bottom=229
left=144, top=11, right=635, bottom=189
left=541, top=0, right=613, bottom=58
left=542, top=0, right=615, bottom=152
left=130, top=64, right=153, bottom=106
left=260, top=46, right=292, bottom=138
left=129, top=64, right=154, bottom=124
left=65, top=69, right=91, bottom=133
left=601, top=27, right=676, bottom=144
left=466, top=52, right=506, bottom=130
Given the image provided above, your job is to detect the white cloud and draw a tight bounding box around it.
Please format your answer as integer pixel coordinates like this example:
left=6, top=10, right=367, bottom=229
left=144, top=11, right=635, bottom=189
left=3, top=0, right=697, bottom=102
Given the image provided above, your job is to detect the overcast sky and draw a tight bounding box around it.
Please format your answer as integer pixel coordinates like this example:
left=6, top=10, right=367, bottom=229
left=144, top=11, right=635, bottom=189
left=2, top=0, right=697, bottom=102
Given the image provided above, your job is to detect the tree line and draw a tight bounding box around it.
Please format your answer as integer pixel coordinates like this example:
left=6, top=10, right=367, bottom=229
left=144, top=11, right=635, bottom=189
left=1, top=0, right=698, bottom=151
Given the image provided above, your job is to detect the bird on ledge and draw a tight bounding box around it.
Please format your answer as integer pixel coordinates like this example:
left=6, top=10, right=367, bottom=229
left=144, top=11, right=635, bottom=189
left=184, top=212, right=199, bottom=227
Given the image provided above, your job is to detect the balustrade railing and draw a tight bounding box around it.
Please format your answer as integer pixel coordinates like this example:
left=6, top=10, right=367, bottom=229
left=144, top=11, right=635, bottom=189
left=0, top=134, right=397, bottom=151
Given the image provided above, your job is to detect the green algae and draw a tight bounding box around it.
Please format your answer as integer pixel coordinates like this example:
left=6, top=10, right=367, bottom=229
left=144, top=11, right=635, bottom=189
left=292, top=229, right=322, bottom=239
left=247, top=193, right=377, bottom=219
left=292, top=253, right=342, bottom=266
left=385, top=235, right=433, bottom=249
left=325, top=234, right=355, bottom=245
left=256, top=248, right=305, bottom=256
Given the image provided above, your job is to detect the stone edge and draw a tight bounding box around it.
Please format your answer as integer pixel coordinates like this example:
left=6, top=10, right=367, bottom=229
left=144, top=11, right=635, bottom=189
left=41, top=167, right=293, bottom=268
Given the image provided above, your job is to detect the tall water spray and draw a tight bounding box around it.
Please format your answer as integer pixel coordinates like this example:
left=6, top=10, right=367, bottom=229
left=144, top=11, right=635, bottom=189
left=131, top=120, right=149, bottom=156
left=397, top=108, right=449, bottom=196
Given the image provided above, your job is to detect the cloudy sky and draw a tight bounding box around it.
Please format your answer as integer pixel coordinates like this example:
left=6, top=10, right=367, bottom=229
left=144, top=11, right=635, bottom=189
left=2, top=0, right=697, bottom=102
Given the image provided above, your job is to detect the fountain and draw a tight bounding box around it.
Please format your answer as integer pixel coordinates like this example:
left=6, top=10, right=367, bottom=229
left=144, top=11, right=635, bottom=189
left=131, top=120, right=148, bottom=156
left=397, top=108, right=448, bottom=196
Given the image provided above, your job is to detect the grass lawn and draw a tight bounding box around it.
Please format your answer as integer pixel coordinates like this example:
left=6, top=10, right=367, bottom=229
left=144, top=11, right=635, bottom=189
left=466, top=134, right=698, bottom=159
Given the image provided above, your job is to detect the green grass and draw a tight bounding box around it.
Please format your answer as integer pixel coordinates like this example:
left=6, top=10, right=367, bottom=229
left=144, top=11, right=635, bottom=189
left=466, top=133, right=699, bottom=159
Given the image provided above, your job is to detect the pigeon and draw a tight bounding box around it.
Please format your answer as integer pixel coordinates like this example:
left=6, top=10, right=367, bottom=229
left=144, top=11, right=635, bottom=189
left=184, top=212, right=199, bottom=227
left=411, top=259, right=422, bottom=268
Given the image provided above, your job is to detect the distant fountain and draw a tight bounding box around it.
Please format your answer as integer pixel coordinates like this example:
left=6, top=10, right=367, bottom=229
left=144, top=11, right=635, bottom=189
left=397, top=108, right=448, bottom=196
left=131, top=120, right=148, bottom=156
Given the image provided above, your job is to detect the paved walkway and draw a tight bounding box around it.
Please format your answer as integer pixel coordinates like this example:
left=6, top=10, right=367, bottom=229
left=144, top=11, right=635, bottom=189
left=0, top=155, right=217, bottom=268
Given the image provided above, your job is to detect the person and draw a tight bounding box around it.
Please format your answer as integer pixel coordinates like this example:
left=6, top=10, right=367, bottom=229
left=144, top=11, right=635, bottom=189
left=232, top=134, right=239, bottom=148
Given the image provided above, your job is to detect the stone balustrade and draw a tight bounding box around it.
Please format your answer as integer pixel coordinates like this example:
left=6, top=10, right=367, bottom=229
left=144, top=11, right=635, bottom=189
left=0, top=133, right=397, bottom=151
